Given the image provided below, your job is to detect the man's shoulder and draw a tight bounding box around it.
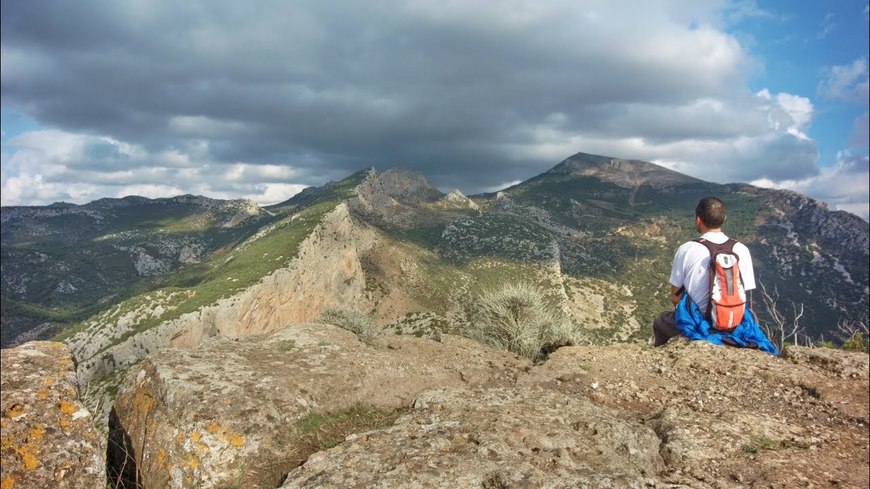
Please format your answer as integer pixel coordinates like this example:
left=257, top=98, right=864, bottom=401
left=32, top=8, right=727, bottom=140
left=679, top=239, right=711, bottom=250
left=674, top=240, right=710, bottom=261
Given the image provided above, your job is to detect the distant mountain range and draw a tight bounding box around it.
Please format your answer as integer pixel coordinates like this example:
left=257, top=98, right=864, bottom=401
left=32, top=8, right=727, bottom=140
left=2, top=152, right=867, bottom=391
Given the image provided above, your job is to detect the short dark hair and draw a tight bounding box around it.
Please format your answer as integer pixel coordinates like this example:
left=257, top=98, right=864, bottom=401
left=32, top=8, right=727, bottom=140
left=695, top=197, right=726, bottom=228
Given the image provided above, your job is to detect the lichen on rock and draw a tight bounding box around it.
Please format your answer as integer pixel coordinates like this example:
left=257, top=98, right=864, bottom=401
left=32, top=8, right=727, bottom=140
left=0, top=341, right=105, bottom=489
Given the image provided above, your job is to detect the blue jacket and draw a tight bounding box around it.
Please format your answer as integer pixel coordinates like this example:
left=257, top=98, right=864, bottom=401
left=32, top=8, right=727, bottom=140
left=673, top=294, right=779, bottom=355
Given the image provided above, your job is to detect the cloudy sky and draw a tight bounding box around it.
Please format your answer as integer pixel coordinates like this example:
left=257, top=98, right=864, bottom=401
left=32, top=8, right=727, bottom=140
left=2, top=0, right=868, bottom=220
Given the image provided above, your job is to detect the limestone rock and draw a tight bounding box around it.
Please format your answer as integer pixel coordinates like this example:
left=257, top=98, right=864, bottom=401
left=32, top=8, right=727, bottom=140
left=348, top=168, right=444, bottom=227
left=108, top=324, right=529, bottom=488
left=520, top=340, right=869, bottom=488
left=440, top=189, right=480, bottom=210
left=282, top=386, right=663, bottom=488
left=0, top=341, right=105, bottom=489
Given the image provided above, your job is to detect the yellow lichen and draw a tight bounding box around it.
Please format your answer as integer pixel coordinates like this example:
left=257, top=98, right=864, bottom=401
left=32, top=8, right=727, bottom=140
left=229, top=434, right=245, bottom=447
left=29, top=425, right=45, bottom=441
left=0, top=476, right=15, bottom=489
left=58, top=400, right=76, bottom=416
left=59, top=418, right=70, bottom=429
left=7, top=404, right=25, bottom=419
left=190, top=431, right=201, bottom=443
left=132, top=391, right=154, bottom=417
left=19, top=446, right=38, bottom=470
left=157, top=448, right=167, bottom=467
left=207, top=422, right=219, bottom=434
left=175, top=431, right=185, bottom=446
left=188, top=454, right=199, bottom=469
left=36, top=390, right=49, bottom=401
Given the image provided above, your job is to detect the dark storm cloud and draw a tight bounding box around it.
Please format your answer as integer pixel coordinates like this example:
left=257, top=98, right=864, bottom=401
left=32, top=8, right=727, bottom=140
left=0, top=0, right=839, bottom=205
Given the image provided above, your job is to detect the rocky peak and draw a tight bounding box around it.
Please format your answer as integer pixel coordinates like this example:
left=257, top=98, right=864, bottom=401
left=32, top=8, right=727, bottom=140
left=440, top=189, right=480, bottom=210
left=221, top=200, right=264, bottom=228
left=547, top=151, right=704, bottom=189
left=349, top=167, right=445, bottom=226
left=360, top=168, right=444, bottom=205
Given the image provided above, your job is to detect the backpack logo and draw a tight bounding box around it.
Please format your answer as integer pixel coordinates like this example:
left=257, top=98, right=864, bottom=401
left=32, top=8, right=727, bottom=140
left=696, top=238, right=746, bottom=331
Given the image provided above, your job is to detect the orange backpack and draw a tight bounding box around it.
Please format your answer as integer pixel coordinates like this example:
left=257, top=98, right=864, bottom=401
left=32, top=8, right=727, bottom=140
left=695, top=238, right=746, bottom=331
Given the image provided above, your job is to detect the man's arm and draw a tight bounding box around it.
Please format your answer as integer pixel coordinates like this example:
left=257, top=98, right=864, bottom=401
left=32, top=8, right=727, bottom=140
left=670, top=285, right=684, bottom=307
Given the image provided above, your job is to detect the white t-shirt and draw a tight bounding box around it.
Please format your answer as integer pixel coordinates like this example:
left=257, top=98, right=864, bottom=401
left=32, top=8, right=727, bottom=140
left=669, top=231, right=755, bottom=314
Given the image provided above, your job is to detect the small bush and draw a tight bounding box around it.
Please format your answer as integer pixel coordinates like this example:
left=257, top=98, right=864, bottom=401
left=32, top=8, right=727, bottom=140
left=470, top=282, right=588, bottom=361
left=842, top=332, right=869, bottom=353
left=742, top=435, right=786, bottom=453
left=318, top=308, right=377, bottom=341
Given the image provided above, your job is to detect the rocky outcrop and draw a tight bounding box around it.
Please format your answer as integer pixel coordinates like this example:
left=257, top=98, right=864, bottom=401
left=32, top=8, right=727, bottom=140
left=519, top=340, right=869, bottom=488
left=108, top=324, right=529, bottom=489
left=282, top=386, right=664, bottom=488
left=68, top=203, right=377, bottom=391
left=107, top=325, right=869, bottom=489
left=0, top=341, right=105, bottom=489
left=349, top=168, right=444, bottom=227
left=440, top=189, right=480, bottom=210
left=221, top=200, right=264, bottom=228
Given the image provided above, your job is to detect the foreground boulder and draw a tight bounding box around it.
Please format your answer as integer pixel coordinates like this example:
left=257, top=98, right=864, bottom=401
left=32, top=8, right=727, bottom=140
left=109, top=324, right=870, bottom=489
left=109, top=323, right=530, bottom=488
left=283, top=386, right=663, bottom=487
left=0, top=341, right=105, bottom=488
left=520, top=340, right=869, bottom=488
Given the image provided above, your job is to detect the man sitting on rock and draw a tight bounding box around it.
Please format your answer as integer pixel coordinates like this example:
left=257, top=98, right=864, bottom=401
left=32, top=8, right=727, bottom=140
left=652, top=196, right=778, bottom=354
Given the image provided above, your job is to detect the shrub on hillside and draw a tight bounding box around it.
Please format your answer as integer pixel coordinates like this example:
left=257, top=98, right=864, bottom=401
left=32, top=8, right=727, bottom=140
left=470, top=282, right=588, bottom=361
left=842, top=332, right=869, bottom=353
left=317, top=308, right=377, bottom=341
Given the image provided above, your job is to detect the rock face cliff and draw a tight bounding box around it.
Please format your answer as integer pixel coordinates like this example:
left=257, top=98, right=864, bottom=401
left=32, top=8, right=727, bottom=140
left=67, top=203, right=377, bottom=393
left=105, top=327, right=869, bottom=489
left=0, top=342, right=105, bottom=488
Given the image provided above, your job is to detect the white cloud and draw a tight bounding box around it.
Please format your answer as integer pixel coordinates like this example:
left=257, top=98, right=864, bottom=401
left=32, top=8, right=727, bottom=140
left=819, top=57, right=870, bottom=105
left=815, top=12, right=836, bottom=40
left=0, top=128, right=309, bottom=206
left=752, top=151, right=870, bottom=220
left=244, top=183, right=308, bottom=204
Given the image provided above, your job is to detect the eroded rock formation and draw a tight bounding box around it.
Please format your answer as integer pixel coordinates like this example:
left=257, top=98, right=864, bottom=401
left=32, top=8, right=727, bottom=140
left=108, top=324, right=528, bottom=488
left=107, top=326, right=869, bottom=488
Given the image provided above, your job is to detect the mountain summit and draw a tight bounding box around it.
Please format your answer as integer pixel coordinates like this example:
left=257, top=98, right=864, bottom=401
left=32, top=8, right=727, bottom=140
left=545, top=152, right=706, bottom=189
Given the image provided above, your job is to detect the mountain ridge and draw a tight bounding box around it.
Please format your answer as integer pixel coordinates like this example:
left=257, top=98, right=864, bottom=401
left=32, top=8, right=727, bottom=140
left=3, top=152, right=867, bottom=346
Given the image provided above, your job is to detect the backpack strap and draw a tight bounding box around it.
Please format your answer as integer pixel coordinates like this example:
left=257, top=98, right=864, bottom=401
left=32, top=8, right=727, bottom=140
left=693, top=237, right=739, bottom=319
left=694, top=237, right=737, bottom=256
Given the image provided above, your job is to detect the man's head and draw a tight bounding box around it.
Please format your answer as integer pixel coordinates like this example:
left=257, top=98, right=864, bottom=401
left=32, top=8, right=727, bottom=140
left=695, top=197, right=726, bottom=231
